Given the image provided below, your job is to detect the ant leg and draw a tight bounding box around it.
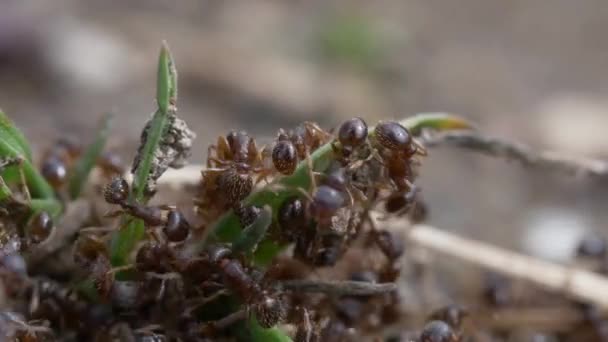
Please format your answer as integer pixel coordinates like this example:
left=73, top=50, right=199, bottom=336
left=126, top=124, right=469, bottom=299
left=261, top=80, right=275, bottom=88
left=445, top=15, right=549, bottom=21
left=412, top=138, right=428, bottom=156
left=157, top=204, right=176, bottom=211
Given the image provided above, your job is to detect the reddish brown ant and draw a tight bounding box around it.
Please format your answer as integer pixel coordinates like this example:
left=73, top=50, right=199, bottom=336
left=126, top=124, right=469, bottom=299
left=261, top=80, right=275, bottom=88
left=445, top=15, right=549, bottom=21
left=207, top=245, right=286, bottom=328
left=269, top=122, right=331, bottom=177
left=42, top=137, right=125, bottom=190
left=332, top=117, right=369, bottom=165
left=25, top=211, right=54, bottom=245
left=371, top=121, right=426, bottom=194
left=103, top=177, right=191, bottom=242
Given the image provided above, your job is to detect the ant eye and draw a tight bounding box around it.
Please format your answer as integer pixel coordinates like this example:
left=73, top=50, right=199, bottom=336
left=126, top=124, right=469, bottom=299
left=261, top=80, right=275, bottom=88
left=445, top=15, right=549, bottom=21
left=104, top=177, right=130, bottom=204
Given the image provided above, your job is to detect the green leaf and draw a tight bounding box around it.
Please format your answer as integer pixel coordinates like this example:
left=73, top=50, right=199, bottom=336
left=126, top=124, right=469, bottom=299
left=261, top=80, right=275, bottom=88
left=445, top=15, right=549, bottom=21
left=237, top=316, right=293, bottom=342
left=0, top=109, right=33, bottom=161
left=0, top=110, right=56, bottom=201
left=156, top=42, right=172, bottom=117
left=68, top=113, right=113, bottom=199
left=110, top=219, right=144, bottom=267
left=210, top=113, right=473, bottom=266
left=231, top=205, right=272, bottom=255
left=110, top=42, right=177, bottom=267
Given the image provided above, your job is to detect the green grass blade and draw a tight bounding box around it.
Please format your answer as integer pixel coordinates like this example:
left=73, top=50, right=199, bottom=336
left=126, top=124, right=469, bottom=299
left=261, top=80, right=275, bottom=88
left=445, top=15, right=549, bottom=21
left=110, top=43, right=176, bottom=266
left=0, top=110, right=55, bottom=200
left=210, top=113, right=474, bottom=265
left=0, top=140, right=55, bottom=200
left=241, top=316, right=293, bottom=342
left=0, top=109, right=33, bottom=161
left=231, top=206, right=272, bottom=255
left=68, top=113, right=113, bottom=199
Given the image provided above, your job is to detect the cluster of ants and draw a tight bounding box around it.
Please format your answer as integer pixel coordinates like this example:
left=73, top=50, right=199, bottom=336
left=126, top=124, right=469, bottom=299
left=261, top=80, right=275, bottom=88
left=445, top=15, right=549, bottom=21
left=2, top=117, right=607, bottom=341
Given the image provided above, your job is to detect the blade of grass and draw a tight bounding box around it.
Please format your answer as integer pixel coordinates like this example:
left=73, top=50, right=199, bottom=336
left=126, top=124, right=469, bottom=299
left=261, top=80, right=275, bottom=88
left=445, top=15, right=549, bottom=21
left=209, top=113, right=473, bottom=265
left=0, top=109, right=33, bottom=161
left=0, top=110, right=55, bottom=200
left=241, top=316, right=293, bottom=342
left=231, top=205, right=272, bottom=255
left=68, top=113, right=113, bottom=199
left=110, top=42, right=176, bottom=266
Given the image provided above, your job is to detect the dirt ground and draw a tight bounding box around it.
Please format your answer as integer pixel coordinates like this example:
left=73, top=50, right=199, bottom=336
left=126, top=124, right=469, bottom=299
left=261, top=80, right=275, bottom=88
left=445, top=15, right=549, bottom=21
left=2, top=0, right=608, bottom=264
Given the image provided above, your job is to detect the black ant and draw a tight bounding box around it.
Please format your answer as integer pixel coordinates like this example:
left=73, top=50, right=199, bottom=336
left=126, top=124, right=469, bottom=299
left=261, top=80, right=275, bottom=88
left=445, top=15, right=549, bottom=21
left=103, top=177, right=191, bottom=243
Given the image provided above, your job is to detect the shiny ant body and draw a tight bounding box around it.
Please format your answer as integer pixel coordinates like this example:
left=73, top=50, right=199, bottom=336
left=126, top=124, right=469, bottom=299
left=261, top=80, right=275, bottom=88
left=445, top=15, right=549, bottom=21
left=206, top=245, right=286, bottom=328
left=271, top=122, right=331, bottom=176
left=372, top=121, right=426, bottom=194
left=104, top=177, right=191, bottom=242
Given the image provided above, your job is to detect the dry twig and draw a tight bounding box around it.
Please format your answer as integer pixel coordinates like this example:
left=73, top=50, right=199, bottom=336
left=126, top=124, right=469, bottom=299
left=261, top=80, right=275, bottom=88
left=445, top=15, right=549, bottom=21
left=422, top=130, right=608, bottom=178
left=279, top=279, right=397, bottom=296
left=409, top=224, right=608, bottom=309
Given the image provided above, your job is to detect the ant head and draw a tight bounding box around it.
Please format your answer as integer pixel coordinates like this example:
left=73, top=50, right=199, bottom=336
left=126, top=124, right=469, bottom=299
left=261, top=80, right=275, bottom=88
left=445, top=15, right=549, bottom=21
left=104, top=177, right=130, bottom=205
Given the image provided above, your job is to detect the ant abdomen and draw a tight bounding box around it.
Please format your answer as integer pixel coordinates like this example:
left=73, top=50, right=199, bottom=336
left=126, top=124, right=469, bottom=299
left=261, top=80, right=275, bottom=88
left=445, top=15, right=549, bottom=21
left=310, top=186, right=345, bottom=222
left=254, top=295, right=286, bottom=328
left=374, top=121, right=414, bottom=153
left=163, top=210, right=190, bottom=242
left=272, top=140, right=298, bottom=175
left=338, top=117, right=368, bottom=151
left=41, top=155, right=68, bottom=189
left=26, top=211, right=53, bottom=244
left=217, top=167, right=253, bottom=206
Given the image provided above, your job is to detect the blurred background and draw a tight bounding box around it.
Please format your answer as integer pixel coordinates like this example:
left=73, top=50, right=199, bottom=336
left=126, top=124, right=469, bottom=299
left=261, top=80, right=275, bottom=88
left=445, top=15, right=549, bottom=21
left=1, top=0, right=608, bottom=262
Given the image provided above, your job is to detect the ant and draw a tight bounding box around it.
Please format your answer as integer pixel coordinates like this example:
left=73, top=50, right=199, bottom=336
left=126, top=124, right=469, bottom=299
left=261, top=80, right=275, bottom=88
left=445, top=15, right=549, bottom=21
left=372, top=121, right=426, bottom=195
left=428, top=305, right=469, bottom=335
left=206, top=245, right=286, bottom=329
left=270, top=122, right=331, bottom=176
left=332, top=117, right=369, bottom=163
left=420, top=320, right=461, bottom=342
left=42, top=138, right=125, bottom=191
left=198, top=130, right=266, bottom=223
left=281, top=165, right=356, bottom=267
left=25, top=211, right=54, bottom=245
left=103, top=177, right=191, bottom=243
